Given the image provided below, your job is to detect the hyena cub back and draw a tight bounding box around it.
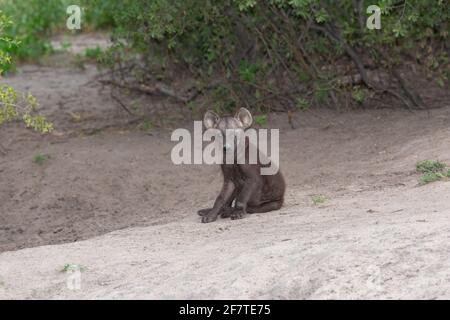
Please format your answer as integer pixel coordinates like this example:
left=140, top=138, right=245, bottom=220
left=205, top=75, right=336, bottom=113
left=198, top=107, right=285, bottom=223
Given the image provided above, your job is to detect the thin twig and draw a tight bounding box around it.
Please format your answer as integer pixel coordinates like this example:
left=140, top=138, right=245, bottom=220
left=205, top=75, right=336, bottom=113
left=110, top=91, right=134, bottom=115
left=99, top=79, right=188, bottom=103
left=82, top=63, right=136, bottom=87
left=391, top=68, right=423, bottom=108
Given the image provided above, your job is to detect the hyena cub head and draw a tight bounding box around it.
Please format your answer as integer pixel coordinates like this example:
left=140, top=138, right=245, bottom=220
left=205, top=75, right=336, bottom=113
left=203, top=108, right=253, bottom=157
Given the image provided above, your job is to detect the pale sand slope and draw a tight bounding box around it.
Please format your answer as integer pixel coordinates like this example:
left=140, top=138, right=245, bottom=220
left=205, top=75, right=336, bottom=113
left=1, top=178, right=449, bottom=299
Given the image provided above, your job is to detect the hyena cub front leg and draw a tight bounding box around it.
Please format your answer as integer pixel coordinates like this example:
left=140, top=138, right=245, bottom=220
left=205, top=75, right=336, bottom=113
left=230, top=178, right=260, bottom=220
left=197, top=186, right=236, bottom=218
left=200, top=181, right=235, bottom=223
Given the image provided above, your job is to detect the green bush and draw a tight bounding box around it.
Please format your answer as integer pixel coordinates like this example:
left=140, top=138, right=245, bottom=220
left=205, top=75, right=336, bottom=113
left=0, top=0, right=64, bottom=64
left=416, top=160, right=450, bottom=185
left=101, top=0, right=449, bottom=112
left=0, top=12, right=53, bottom=133
left=0, top=0, right=115, bottom=65
left=1, top=0, right=448, bottom=113
left=416, top=160, right=447, bottom=174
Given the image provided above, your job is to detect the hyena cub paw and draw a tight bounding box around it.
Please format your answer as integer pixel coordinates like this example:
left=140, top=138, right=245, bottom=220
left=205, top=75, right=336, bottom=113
left=201, top=212, right=219, bottom=223
left=230, top=208, right=246, bottom=220
left=197, top=208, right=211, bottom=216
left=220, top=207, right=234, bottom=218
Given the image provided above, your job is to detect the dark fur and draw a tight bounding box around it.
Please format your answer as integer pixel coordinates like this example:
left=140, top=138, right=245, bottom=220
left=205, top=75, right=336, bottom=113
left=198, top=108, right=286, bottom=223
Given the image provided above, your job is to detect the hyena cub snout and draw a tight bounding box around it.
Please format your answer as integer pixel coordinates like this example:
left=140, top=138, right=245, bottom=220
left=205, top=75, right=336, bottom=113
left=214, top=118, right=246, bottom=154
left=198, top=107, right=286, bottom=223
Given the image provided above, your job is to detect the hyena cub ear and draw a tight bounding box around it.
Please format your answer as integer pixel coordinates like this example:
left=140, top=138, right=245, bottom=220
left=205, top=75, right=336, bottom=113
left=204, top=110, right=220, bottom=129
left=235, top=107, right=253, bottom=129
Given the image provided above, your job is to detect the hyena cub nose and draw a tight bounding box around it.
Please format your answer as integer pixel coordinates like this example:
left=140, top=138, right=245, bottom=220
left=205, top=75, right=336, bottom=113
left=198, top=107, right=286, bottom=223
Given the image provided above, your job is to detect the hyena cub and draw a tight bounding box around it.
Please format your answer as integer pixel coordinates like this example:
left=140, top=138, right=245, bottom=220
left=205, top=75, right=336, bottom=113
left=198, top=107, right=285, bottom=223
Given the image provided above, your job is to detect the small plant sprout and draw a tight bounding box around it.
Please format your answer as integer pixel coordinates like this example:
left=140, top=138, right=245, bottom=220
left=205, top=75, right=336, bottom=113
left=312, top=195, right=326, bottom=205
left=253, top=114, right=267, bottom=126
left=296, top=98, right=310, bottom=111
left=33, top=153, right=48, bottom=165
left=60, top=264, right=86, bottom=273
left=84, top=46, right=103, bottom=61
left=352, top=87, right=365, bottom=104
left=139, top=119, right=154, bottom=132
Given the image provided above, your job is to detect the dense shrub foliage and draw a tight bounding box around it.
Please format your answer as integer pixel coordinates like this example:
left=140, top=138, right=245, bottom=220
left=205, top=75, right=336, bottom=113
left=1, top=0, right=449, bottom=113
left=102, top=0, right=449, bottom=112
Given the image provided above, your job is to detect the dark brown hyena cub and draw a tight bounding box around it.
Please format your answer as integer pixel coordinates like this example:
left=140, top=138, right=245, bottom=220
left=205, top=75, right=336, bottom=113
left=198, top=108, right=286, bottom=223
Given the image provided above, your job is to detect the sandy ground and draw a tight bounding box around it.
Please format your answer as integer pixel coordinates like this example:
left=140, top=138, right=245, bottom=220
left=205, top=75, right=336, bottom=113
left=1, top=34, right=450, bottom=299
left=1, top=181, right=450, bottom=299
